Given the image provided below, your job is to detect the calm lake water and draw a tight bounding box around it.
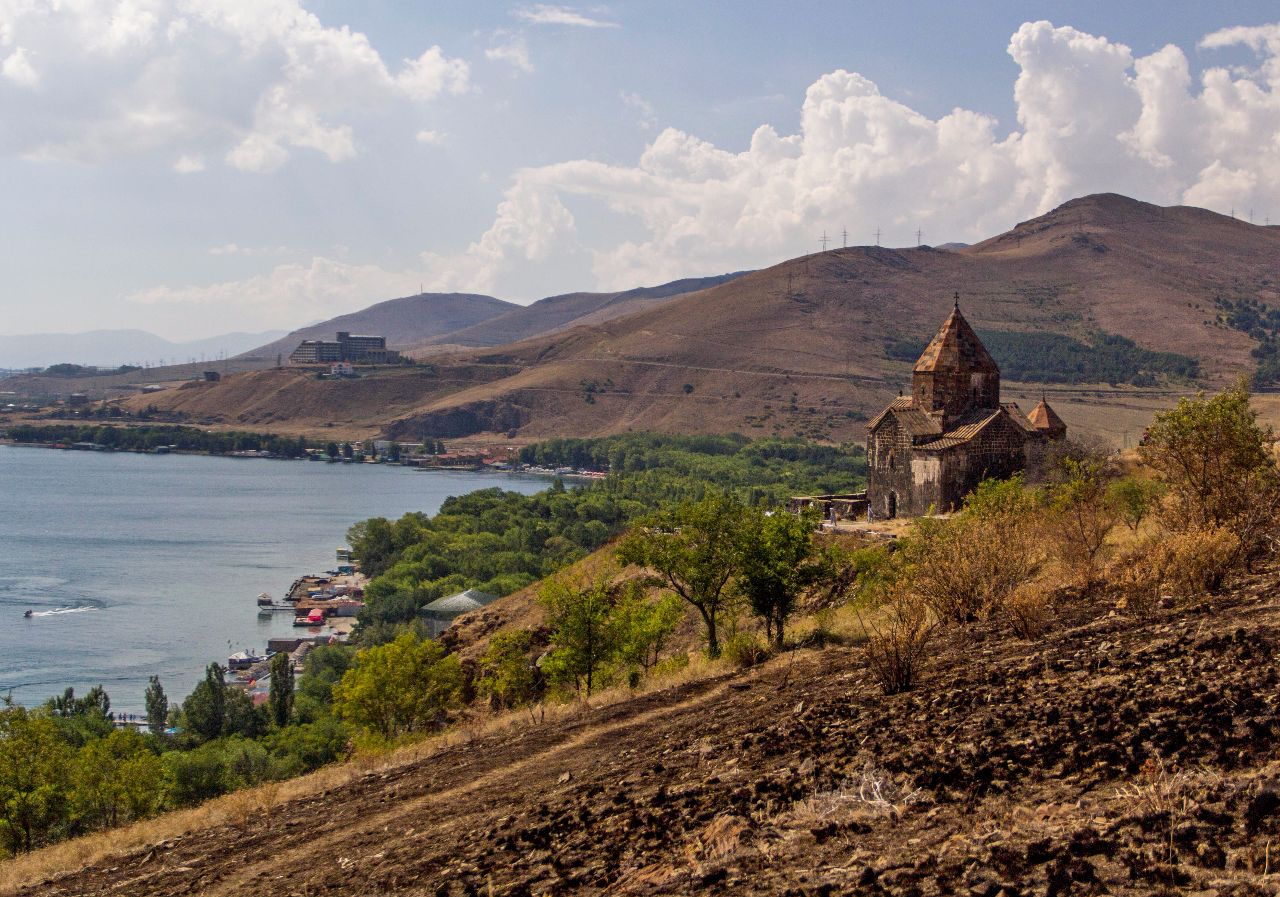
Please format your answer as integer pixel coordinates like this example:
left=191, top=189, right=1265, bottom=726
left=0, top=446, right=548, bottom=714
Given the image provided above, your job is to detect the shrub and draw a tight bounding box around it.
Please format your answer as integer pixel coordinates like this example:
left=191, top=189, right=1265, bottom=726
left=722, top=631, right=769, bottom=669
left=1005, top=581, right=1056, bottom=640
left=475, top=630, right=543, bottom=711
left=1108, top=526, right=1242, bottom=613
left=1140, top=379, right=1280, bottom=567
left=862, top=594, right=934, bottom=695
left=1108, top=476, right=1164, bottom=531
left=902, top=478, right=1042, bottom=623
left=1044, top=459, right=1119, bottom=586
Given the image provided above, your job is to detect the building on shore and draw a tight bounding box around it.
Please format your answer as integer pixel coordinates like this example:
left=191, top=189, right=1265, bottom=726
left=866, top=296, right=1067, bottom=518
left=290, top=331, right=401, bottom=365
left=419, top=589, right=498, bottom=638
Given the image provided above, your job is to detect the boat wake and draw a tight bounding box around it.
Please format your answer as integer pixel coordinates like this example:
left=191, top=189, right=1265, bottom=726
left=26, top=605, right=97, bottom=618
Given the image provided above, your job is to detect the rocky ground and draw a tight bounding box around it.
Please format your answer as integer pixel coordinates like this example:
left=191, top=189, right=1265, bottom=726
left=14, top=566, right=1280, bottom=897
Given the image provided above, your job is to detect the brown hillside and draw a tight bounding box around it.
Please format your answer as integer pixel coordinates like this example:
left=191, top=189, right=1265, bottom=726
left=14, top=567, right=1280, bottom=896
left=117, top=194, right=1280, bottom=445
left=412, top=273, right=748, bottom=351
left=245, top=292, right=515, bottom=362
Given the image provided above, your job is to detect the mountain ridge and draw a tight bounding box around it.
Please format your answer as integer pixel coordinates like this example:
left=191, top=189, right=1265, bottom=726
left=115, top=193, right=1280, bottom=444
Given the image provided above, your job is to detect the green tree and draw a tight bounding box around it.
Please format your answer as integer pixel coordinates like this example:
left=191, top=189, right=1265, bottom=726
left=612, top=587, right=683, bottom=679
left=223, top=688, right=268, bottom=740
left=294, top=645, right=355, bottom=722
left=540, top=575, right=619, bottom=695
left=332, top=631, right=462, bottom=739
left=341, top=442, right=354, bottom=460
left=268, top=652, right=294, bottom=729
left=144, top=676, right=168, bottom=737
left=1107, top=475, right=1164, bottom=531
left=0, top=705, right=72, bottom=854
left=1140, top=378, right=1280, bottom=566
left=1044, top=458, right=1120, bottom=586
left=182, top=663, right=228, bottom=743
left=325, top=441, right=339, bottom=458
left=45, top=686, right=114, bottom=747
left=617, top=492, right=746, bottom=658
left=475, top=630, right=542, bottom=710
left=70, top=729, right=166, bottom=830
left=735, top=507, right=824, bottom=649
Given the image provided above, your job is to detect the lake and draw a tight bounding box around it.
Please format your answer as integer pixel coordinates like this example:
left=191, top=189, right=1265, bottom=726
left=0, top=446, right=549, bottom=714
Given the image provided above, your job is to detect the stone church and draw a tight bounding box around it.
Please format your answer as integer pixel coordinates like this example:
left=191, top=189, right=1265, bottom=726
left=866, top=298, right=1067, bottom=518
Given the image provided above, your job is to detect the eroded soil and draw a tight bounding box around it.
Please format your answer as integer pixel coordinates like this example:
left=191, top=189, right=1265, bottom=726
left=16, top=570, right=1280, bottom=897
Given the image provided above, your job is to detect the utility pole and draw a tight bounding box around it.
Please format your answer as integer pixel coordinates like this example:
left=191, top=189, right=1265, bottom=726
left=819, top=230, right=829, bottom=251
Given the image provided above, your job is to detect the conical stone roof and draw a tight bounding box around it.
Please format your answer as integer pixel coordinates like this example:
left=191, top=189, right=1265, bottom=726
left=1028, top=397, right=1067, bottom=434
left=913, top=301, right=999, bottom=376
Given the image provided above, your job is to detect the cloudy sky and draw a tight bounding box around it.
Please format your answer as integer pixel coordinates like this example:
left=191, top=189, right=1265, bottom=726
left=4, top=1, right=1280, bottom=340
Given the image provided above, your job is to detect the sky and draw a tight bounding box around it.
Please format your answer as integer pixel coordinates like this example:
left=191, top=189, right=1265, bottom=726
left=4, top=1, right=1280, bottom=341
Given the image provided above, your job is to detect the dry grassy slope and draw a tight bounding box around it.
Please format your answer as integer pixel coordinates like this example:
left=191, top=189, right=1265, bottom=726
left=243, top=293, right=515, bottom=362
left=116, top=364, right=520, bottom=440
left=410, top=273, right=747, bottom=352
left=110, top=194, right=1280, bottom=444
left=17, top=568, right=1280, bottom=896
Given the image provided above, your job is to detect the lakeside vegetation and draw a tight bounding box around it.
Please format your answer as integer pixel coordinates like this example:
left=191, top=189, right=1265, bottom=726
left=3, top=423, right=311, bottom=458
left=351, top=433, right=865, bottom=635
left=0, top=431, right=864, bottom=857
left=884, top=328, right=1201, bottom=385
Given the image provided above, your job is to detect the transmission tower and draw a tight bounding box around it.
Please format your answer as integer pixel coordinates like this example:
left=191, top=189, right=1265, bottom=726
left=874, top=226, right=882, bottom=247
left=841, top=227, right=848, bottom=248
left=819, top=230, right=829, bottom=251
left=915, top=228, right=922, bottom=247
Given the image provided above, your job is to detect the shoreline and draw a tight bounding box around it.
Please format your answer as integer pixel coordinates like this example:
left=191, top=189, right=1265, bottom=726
left=0, top=439, right=609, bottom=480
left=0, top=448, right=560, bottom=716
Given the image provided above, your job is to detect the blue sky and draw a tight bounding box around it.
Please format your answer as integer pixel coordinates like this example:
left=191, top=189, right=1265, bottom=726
left=3, top=1, right=1280, bottom=340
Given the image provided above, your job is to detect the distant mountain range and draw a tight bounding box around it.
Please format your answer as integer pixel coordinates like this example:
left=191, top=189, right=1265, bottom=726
left=239, top=273, right=749, bottom=362
left=242, top=293, right=515, bottom=364
left=0, top=329, right=287, bottom=370
left=118, top=193, right=1280, bottom=445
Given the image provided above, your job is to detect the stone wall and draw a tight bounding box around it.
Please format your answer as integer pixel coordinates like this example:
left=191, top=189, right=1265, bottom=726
left=936, top=415, right=1033, bottom=511
left=867, top=417, right=943, bottom=518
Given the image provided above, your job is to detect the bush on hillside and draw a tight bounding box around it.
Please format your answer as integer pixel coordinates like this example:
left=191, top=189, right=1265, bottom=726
left=862, top=593, right=935, bottom=695
left=1139, top=378, right=1280, bottom=568
left=899, top=477, right=1043, bottom=623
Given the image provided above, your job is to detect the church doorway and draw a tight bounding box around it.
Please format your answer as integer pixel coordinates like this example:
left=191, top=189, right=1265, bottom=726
left=887, top=492, right=898, bottom=519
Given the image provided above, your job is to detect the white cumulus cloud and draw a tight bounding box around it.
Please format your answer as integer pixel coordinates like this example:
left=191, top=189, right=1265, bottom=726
left=419, top=19, right=1280, bottom=294
left=0, top=0, right=469, bottom=170
left=127, top=19, right=1280, bottom=322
